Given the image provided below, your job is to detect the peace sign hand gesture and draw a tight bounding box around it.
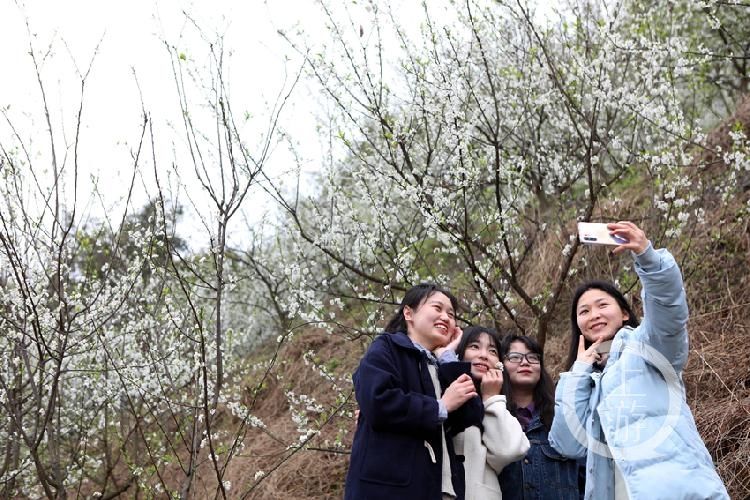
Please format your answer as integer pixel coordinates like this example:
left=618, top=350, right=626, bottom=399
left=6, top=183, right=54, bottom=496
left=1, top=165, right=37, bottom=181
left=576, top=334, right=602, bottom=365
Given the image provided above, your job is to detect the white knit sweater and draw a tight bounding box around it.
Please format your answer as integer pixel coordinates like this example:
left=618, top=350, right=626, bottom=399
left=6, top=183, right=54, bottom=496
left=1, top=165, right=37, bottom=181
left=452, top=395, right=530, bottom=500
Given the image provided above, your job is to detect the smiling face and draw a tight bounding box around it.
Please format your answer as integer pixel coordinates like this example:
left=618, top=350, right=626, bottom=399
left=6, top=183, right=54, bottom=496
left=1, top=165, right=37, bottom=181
left=503, top=340, right=541, bottom=390
left=460, top=332, right=500, bottom=380
left=403, top=292, right=456, bottom=350
left=576, top=288, right=630, bottom=343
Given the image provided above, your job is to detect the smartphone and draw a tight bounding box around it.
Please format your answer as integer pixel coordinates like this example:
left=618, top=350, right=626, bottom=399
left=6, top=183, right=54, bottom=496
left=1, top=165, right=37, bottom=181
left=577, top=222, right=629, bottom=246
left=595, top=340, right=613, bottom=354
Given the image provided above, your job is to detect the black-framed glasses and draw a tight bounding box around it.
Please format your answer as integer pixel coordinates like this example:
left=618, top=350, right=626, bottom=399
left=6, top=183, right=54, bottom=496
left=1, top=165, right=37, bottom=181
left=504, top=352, right=541, bottom=364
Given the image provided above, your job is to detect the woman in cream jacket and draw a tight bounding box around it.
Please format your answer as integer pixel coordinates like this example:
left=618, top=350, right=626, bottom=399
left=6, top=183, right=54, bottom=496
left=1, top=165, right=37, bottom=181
left=446, top=326, right=530, bottom=499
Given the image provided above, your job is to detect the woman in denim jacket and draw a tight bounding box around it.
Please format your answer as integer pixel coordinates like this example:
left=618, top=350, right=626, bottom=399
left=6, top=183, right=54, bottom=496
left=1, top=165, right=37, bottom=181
left=549, top=221, right=728, bottom=499
left=497, top=333, right=583, bottom=500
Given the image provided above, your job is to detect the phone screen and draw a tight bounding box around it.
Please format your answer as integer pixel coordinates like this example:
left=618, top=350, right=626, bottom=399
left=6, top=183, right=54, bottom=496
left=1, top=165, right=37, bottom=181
left=577, top=222, right=628, bottom=246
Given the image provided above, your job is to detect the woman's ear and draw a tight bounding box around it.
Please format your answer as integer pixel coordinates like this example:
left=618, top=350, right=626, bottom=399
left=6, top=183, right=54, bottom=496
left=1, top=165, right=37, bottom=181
left=403, top=306, right=413, bottom=322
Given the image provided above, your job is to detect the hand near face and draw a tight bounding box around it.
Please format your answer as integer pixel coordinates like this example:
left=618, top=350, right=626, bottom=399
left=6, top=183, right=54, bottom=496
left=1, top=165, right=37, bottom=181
left=441, top=373, right=478, bottom=412
left=576, top=334, right=602, bottom=365
left=480, top=366, right=503, bottom=401
left=434, top=326, right=463, bottom=358
left=447, top=325, right=463, bottom=349
left=607, top=221, right=648, bottom=255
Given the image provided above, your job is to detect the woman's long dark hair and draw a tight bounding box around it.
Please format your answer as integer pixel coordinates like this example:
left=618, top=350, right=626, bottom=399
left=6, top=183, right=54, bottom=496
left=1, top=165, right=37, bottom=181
left=564, top=280, right=640, bottom=370
left=455, top=326, right=502, bottom=392
left=383, top=283, right=458, bottom=334
left=500, top=333, right=555, bottom=430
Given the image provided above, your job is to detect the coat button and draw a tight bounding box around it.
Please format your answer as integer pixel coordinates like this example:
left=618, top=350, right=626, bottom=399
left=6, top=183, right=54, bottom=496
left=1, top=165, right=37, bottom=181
left=524, top=458, right=530, bottom=464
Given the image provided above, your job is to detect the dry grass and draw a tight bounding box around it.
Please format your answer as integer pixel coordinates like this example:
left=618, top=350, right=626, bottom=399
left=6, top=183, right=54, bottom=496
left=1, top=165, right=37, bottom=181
left=184, top=329, right=360, bottom=499
left=679, top=209, right=750, bottom=498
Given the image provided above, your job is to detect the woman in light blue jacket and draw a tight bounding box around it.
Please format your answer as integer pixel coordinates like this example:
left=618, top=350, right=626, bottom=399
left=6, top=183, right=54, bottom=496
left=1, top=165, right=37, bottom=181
left=549, top=221, right=728, bottom=500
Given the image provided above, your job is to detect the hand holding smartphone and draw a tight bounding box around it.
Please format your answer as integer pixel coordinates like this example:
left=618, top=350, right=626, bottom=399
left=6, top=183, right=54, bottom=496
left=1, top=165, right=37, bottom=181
left=577, top=222, right=629, bottom=246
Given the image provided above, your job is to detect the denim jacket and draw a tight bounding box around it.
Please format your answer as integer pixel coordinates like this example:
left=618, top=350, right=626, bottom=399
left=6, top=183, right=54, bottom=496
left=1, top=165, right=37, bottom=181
left=498, top=411, right=582, bottom=500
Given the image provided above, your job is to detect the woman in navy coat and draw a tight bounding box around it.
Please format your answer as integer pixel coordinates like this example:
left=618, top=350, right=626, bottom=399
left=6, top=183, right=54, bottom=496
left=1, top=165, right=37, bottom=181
left=345, top=283, right=481, bottom=499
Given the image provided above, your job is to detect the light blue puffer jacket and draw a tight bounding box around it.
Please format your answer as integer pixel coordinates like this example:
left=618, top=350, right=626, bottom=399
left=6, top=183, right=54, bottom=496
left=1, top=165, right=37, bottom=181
left=549, top=245, right=729, bottom=500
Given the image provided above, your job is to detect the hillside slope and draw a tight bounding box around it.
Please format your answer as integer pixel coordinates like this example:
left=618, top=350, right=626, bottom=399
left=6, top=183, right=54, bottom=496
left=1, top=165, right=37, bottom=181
left=199, top=100, right=750, bottom=498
